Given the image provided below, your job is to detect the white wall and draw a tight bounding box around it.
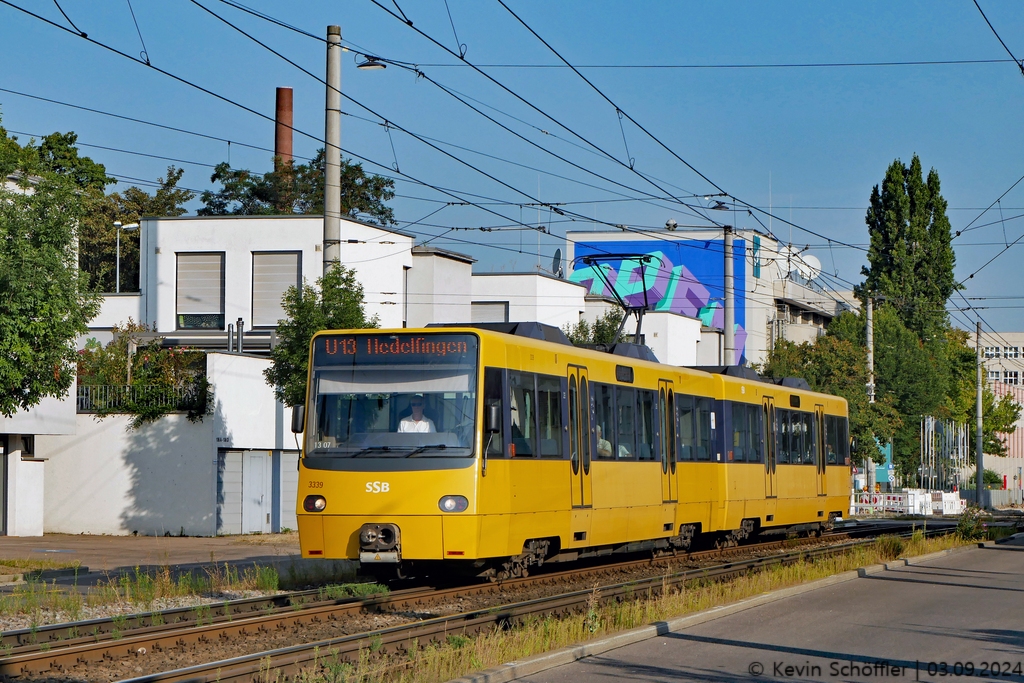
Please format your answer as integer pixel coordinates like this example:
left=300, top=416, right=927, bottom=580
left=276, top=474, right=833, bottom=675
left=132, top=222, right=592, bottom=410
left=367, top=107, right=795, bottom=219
left=406, top=251, right=474, bottom=327
left=641, top=312, right=701, bottom=366
left=5, top=436, right=45, bottom=537
left=697, top=329, right=724, bottom=366
left=0, top=379, right=77, bottom=436
left=40, top=413, right=216, bottom=536
left=141, top=215, right=413, bottom=333
left=472, top=273, right=586, bottom=330
left=91, top=293, right=144, bottom=330
left=207, top=352, right=286, bottom=450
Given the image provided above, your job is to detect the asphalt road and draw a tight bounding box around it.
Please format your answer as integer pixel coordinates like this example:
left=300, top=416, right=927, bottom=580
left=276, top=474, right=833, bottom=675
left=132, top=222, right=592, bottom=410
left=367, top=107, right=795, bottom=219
left=520, top=538, right=1024, bottom=683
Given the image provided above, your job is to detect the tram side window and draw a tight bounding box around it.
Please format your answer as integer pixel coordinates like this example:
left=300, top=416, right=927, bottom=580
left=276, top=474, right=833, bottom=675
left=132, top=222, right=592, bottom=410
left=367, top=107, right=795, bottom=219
left=637, top=389, right=656, bottom=461
left=752, top=404, right=765, bottom=463
left=735, top=403, right=762, bottom=463
left=838, top=417, right=850, bottom=463
left=484, top=367, right=504, bottom=457
left=824, top=415, right=839, bottom=465
left=696, top=397, right=714, bottom=461
left=791, top=411, right=806, bottom=465
left=616, top=387, right=637, bottom=459
left=677, top=395, right=695, bottom=461
left=801, top=412, right=815, bottom=464
left=536, top=375, right=563, bottom=458
left=730, top=403, right=747, bottom=462
left=509, top=371, right=537, bottom=457
left=776, top=409, right=791, bottom=464
left=594, top=383, right=615, bottom=459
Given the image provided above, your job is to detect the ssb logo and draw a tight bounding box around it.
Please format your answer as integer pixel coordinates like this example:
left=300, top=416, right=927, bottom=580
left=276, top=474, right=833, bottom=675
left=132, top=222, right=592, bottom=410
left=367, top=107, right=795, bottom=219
left=365, top=481, right=390, bottom=493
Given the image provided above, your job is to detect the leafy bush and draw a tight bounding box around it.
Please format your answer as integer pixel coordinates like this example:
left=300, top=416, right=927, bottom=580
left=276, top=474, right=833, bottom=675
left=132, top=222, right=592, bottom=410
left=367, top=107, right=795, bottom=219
left=956, top=505, right=987, bottom=540
left=77, top=320, right=211, bottom=428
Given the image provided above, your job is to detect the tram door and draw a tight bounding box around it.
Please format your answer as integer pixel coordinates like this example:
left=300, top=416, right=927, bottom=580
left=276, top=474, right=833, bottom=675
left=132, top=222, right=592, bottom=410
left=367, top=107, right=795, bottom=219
left=763, top=397, right=777, bottom=498
left=658, top=380, right=677, bottom=503
left=815, top=405, right=827, bottom=496
left=568, top=366, right=593, bottom=509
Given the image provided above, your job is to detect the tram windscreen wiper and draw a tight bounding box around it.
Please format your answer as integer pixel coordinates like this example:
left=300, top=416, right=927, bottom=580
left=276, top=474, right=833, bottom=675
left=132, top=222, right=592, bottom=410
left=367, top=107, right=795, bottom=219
left=405, top=444, right=448, bottom=457
left=350, top=446, right=396, bottom=458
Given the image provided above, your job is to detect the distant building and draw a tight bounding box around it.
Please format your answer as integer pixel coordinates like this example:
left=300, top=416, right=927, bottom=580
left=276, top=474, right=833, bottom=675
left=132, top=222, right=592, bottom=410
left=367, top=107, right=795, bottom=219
left=566, top=227, right=851, bottom=367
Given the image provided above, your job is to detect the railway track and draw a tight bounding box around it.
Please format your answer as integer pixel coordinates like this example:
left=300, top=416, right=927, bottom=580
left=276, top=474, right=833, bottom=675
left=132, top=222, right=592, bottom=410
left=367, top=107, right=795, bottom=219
left=0, top=523, right=939, bottom=681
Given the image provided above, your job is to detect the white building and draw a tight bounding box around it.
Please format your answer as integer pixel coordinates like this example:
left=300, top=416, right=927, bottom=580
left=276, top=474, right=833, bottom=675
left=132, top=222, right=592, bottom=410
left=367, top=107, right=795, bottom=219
left=566, top=228, right=851, bottom=367
left=471, top=272, right=587, bottom=330
left=89, top=214, right=415, bottom=349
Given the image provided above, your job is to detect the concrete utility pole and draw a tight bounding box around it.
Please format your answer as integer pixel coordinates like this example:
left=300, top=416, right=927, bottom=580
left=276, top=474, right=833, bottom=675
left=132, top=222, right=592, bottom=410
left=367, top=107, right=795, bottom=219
left=976, top=320, right=985, bottom=506
left=323, top=25, right=342, bottom=275
left=723, top=225, right=735, bottom=365
left=866, top=297, right=875, bottom=403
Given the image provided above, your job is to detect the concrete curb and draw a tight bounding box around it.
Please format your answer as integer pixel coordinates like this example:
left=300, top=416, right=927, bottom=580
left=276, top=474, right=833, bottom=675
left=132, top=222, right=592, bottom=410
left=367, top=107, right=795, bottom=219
left=449, top=543, right=977, bottom=683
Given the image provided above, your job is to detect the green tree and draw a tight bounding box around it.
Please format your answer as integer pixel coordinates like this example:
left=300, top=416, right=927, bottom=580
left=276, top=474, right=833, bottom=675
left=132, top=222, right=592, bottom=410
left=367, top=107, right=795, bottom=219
left=79, top=167, right=194, bottom=292
left=0, top=177, right=100, bottom=416
left=563, top=308, right=625, bottom=345
left=860, top=155, right=957, bottom=340
left=0, top=126, right=113, bottom=192
left=199, top=151, right=396, bottom=226
left=264, top=267, right=379, bottom=407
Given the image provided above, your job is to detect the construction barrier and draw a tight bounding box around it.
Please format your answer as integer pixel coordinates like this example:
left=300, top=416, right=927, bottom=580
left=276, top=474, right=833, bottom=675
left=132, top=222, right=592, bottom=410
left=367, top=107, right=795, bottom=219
left=850, top=489, right=967, bottom=517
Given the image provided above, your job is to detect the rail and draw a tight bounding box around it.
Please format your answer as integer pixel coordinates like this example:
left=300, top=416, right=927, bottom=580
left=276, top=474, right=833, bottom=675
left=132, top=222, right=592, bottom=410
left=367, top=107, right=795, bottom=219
left=0, top=525, right=936, bottom=681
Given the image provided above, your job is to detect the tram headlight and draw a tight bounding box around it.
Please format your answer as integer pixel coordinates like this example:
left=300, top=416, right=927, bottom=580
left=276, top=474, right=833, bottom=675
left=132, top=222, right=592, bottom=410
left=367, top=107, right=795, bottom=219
left=438, top=495, right=469, bottom=513
left=303, top=495, right=327, bottom=512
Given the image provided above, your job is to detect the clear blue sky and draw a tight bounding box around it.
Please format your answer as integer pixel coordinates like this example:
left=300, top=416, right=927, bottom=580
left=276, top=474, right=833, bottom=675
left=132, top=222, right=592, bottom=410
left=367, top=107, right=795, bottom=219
left=3, top=1, right=1024, bottom=331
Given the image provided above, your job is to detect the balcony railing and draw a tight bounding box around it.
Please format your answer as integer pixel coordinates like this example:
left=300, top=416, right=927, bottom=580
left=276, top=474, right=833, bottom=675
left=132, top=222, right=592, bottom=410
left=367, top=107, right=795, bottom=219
left=76, top=385, right=197, bottom=413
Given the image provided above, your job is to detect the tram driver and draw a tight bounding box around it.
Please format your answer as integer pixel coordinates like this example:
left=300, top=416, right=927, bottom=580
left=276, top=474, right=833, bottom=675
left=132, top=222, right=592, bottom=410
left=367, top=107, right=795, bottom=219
left=399, top=394, right=436, bottom=433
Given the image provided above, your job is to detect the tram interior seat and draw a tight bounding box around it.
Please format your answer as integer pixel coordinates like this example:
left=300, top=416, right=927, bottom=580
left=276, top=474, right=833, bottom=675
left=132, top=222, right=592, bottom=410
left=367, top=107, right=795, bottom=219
left=540, top=438, right=559, bottom=456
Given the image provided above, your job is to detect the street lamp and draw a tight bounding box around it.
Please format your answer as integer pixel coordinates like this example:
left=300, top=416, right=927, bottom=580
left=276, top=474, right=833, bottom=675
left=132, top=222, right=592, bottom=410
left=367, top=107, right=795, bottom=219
left=114, top=221, right=139, bottom=294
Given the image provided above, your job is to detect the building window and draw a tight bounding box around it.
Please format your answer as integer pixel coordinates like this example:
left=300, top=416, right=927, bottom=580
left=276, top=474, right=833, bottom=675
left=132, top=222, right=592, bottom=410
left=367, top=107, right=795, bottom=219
left=471, top=301, right=509, bottom=323
left=985, top=346, right=999, bottom=359
left=176, top=253, right=225, bottom=329
left=1005, top=371, right=1020, bottom=385
left=1005, top=347, right=1020, bottom=359
left=988, top=370, right=1001, bottom=383
left=252, top=252, right=300, bottom=327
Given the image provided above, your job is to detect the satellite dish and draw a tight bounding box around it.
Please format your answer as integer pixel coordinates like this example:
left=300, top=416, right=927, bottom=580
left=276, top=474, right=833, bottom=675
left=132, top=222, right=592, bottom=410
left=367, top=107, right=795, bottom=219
left=552, top=248, right=563, bottom=278
left=800, top=254, right=822, bottom=280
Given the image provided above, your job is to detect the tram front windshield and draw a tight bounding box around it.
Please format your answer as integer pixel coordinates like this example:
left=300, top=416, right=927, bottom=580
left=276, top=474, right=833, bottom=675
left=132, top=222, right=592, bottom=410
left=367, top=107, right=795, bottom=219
left=307, top=333, right=478, bottom=458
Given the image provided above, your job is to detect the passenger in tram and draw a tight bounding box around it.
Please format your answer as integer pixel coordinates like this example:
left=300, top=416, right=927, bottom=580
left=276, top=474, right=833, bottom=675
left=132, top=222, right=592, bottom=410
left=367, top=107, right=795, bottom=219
left=596, top=424, right=612, bottom=459
left=398, top=394, right=436, bottom=433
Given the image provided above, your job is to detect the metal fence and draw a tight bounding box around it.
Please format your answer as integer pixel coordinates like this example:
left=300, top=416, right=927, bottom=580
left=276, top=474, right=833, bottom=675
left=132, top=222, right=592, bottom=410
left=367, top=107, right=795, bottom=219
left=76, top=385, right=195, bottom=413
left=919, top=417, right=970, bottom=490
left=960, top=489, right=1024, bottom=508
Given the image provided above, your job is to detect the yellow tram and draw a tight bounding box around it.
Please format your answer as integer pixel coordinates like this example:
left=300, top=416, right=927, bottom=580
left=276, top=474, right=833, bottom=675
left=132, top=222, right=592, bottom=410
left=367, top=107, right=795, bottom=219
left=294, top=323, right=851, bottom=579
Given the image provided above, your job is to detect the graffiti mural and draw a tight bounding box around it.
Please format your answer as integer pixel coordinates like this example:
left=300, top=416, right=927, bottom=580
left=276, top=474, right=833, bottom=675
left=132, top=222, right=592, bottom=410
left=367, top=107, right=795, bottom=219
left=570, top=238, right=748, bottom=363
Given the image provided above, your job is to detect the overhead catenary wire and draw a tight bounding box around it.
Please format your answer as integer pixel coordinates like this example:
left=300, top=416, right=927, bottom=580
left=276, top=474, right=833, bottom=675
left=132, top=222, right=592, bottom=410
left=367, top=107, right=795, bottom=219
left=183, top=0, right=759, bottom=267
left=3, top=0, right=865, bottom=307
left=367, top=0, right=719, bottom=219
left=971, top=0, right=1024, bottom=76
left=200, top=0, right=716, bottom=227
left=491, top=0, right=869, bottom=254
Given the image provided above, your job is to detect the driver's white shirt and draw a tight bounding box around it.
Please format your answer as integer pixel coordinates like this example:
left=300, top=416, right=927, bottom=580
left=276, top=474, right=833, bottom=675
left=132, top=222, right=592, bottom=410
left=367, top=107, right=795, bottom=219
left=399, top=416, right=436, bottom=433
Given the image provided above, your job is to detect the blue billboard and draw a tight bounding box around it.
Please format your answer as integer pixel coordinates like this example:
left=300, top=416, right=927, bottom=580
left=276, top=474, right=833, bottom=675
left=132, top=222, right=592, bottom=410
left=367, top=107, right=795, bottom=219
left=570, top=238, right=749, bottom=364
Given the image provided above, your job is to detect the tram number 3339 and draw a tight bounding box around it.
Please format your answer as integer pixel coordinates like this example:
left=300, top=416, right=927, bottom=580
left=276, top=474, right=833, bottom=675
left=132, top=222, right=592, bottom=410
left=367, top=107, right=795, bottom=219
left=366, top=481, right=391, bottom=493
